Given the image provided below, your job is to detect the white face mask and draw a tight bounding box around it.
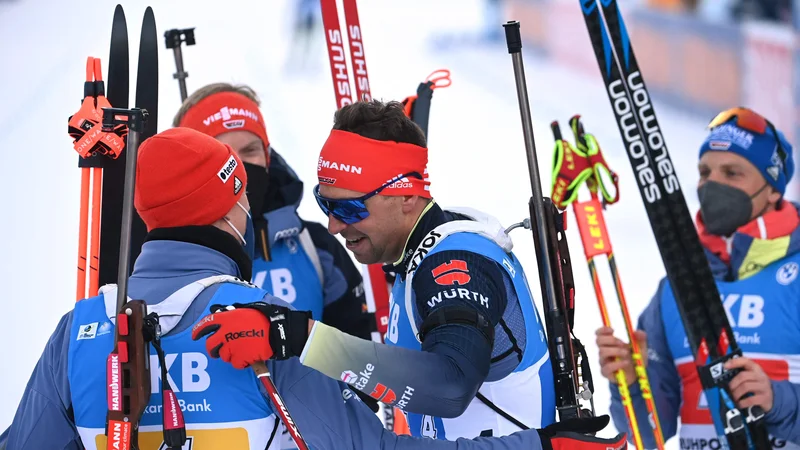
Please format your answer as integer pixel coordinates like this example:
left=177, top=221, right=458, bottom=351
left=223, top=201, right=251, bottom=245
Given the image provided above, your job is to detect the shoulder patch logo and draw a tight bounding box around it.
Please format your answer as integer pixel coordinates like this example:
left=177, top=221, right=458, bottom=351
left=777, top=261, right=799, bottom=286
left=431, top=260, right=471, bottom=286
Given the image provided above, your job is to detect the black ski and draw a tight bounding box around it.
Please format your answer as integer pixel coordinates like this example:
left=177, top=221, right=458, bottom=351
left=99, top=4, right=130, bottom=288
left=128, top=6, right=159, bottom=268
left=578, top=0, right=771, bottom=448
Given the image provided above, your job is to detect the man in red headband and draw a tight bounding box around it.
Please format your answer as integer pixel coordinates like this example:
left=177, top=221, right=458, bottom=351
left=192, top=100, right=627, bottom=449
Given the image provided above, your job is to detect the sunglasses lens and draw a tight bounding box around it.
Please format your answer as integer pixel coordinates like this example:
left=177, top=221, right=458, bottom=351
left=313, top=186, right=369, bottom=225
left=333, top=200, right=370, bottom=225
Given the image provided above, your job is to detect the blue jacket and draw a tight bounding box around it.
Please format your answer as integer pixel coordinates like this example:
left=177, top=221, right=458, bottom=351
left=299, top=203, right=555, bottom=440
left=610, top=203, right=800, bottom=449
left=1, top=228, right=550, bottom=450
left=255, top=150, right=372, bottom=338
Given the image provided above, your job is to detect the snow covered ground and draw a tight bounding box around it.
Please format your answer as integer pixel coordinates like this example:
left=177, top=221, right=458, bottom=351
left=0, top=0, right=715, bottom=447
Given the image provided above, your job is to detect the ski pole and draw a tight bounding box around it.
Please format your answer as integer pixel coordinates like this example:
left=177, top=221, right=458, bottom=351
left=164, top=28, right=195, bottom=102
left=252, top=361, right=309, bottom=450
left=75, top=57, right=95, bottom=301
left=551, top=121, right=655, bottom=449
left=71, top=57, right=117, bottom=301
left=88, top=58, right=108, bottom=298
left=568, top=116, right=665, bottom=449
left=502, top=20, right=589, bottom=422
left=402, top=69, right=452, bottom=139
left=77, top=163, right=91, bottom=300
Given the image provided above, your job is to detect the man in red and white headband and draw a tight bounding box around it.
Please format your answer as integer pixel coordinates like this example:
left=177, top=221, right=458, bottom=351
left=193, top=100, right=627, bottom=449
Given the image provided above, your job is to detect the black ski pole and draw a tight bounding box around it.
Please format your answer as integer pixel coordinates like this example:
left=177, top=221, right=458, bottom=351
left=502, top=20, right=588, bottom=422
left=164, top=28, right=195, bottom=102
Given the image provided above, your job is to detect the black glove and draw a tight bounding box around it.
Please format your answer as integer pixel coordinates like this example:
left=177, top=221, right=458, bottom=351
left=537, top=415, right=627, bottom=450
left=209, top=302, right=312, bottom=360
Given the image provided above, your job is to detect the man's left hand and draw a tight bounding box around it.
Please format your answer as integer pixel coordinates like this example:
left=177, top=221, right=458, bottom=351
left=725, top=357, right=774, bottom=412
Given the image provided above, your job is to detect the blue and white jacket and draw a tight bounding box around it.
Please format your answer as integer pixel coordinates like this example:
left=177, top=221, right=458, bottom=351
left=610, top=203, right=800, bottom=449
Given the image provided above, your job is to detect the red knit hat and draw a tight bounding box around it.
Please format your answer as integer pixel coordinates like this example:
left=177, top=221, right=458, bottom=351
left=134, top=127, right=248, bottom=231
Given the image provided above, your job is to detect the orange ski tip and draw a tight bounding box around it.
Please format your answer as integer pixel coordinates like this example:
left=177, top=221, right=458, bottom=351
left=425, top=69, right=451, bottom=89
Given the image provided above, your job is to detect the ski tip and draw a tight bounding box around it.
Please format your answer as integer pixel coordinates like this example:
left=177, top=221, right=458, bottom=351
left=141, top=6, right=156, bottom=26
left=113, top=4, right=125, bottom=17
left=139, top=7, right=158, bottom=44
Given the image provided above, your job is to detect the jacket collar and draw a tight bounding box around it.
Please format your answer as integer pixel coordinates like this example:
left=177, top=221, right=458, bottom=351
left=698, top=202, right=800, bottom=280
left=142, top=225, right=251, bottom=280
left=387, top=201, right=472, bottom=278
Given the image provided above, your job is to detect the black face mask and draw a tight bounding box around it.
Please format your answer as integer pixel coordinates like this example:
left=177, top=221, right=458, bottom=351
left=244, top=162, right=270, bottom=219
left=698, top=181, right=769, bottom=237
left=243, top=162, right=272, bottom=261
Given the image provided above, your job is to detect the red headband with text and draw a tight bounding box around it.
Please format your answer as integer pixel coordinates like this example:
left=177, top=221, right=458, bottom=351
left=317, top=130, right=431, bottom=197
left=178, top=91, right=270, bottom=163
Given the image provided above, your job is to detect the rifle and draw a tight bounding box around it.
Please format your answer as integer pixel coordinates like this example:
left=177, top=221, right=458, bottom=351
left=501, top=21, right=595, bottom=422
left=101, top=108, right=187, bottom=450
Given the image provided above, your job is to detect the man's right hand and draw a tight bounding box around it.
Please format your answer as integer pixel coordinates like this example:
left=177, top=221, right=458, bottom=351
left=595, top=326, right=647, bottom=386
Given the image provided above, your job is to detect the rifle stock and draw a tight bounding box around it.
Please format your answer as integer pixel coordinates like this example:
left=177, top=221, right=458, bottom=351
left=105, top=300, right=151, bottom=450
left=528, top=198, right=589, bottom=420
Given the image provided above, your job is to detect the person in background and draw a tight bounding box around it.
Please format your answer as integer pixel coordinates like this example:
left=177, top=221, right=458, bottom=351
left=597, top=107, right=800, bottom=448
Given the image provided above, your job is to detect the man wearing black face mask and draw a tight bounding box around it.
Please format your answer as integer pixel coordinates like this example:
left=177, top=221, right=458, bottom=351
left=596, top=107, right=800, bottom=448
left=174, top=83, right=370, bottom=336
left=173, top=84, right=377, bottom=445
